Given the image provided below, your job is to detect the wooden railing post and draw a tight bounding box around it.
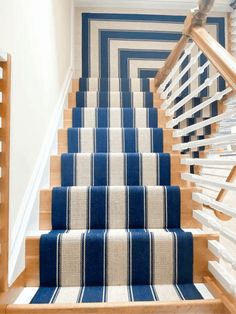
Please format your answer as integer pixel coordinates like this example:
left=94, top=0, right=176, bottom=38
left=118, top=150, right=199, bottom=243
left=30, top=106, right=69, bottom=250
left=0, top=54, right=11, bottom=292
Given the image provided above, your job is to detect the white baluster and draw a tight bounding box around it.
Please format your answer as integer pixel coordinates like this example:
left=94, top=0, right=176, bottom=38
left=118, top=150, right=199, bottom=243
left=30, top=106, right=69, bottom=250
left=166, top=73, right=220, bottom=117
left=168, top=87, right=232, bottom=129
left=158, top=42, right=195, bottom=94
left=161, top=59, right=210, bottom=110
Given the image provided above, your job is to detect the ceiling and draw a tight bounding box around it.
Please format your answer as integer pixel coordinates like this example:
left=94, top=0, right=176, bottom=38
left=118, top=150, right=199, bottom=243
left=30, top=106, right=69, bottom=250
left=74, top=0, right=232, bottom=12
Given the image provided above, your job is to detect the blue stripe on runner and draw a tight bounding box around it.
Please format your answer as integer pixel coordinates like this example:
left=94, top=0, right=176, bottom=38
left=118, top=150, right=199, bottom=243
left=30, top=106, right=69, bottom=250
left=127, top=153, right=140, bottom=185
left=123, top=109, right=133, bottom=127
left=121, top=78, right=130, bottom=92
left=166, top=186, right=180, bottom=228
left=72, top=108, right=83, bottom=128
left=122, top=92, right=132, bottom=107
left=159, top=153, right=170, bottom=185
left=61, top=154, right=74, bottom=186
left=90, top=187, right=106, bottom=229
left=175, top=231, right=193, bottom=284
left=79, top=78, right=87, bottom=91
left=129, top=187, right=145, bottom=229
left=40, top=233, right=58, bottom=286
left=130, top=231, right=150, bottom=285
left=52, top=187, right=68, bottom=230
left=93, top=153, right=107, bottom=185
left=99, top=78, right=109, bottom=92
left=81, top=286, right=105, bottom=302
left=148, top=108, right=158, bottom=127
left=30, top=287, right=58, bottom=304
left=99, top=92, right=108, bottom=107
left=84, top=231, right=105, bottom=286
left=68, top=128, right=79, bottom=153
left=152, top=128, right=163, bottom=152
left=76, top=92, right=85, bottom=107
left=96, top=129, right=108, bottom=152
left=176, top=284, right=204, bottom=300
left=145, top=92, right=154, bottom=108
left=141, top=79, right=150, bottom=92
left=98, top=109, right=108, bottom=127
left=124, top=128, right=136, bottom=152
left=131, top=285, right=155, bottom=301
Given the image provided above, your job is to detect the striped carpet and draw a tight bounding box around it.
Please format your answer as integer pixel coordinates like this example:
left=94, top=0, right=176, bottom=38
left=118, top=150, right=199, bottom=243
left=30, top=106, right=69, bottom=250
left=14, top=76, right=215, bottom=304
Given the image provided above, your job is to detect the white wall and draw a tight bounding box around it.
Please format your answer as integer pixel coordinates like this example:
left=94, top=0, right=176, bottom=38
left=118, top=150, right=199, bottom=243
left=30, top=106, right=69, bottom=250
left=0, top=0, right=74, bottom=284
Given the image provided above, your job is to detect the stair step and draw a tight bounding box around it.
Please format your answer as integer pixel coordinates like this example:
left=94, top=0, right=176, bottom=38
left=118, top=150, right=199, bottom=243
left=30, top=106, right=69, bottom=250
left=58, top=128, right=179, bottom=154
left=50, top=153, right=189, bottom=187
left=9, top=298, right=225, bottom=313
left=68, top=92, right=161, bottom=108
left=73, top=78, right=154, bottom=92
left=64, top=108, right=166, bottom=129
left=24, top=232, right=218, bottom=287
left=15, top=283, right=215, bottom=304
left=40, top=187, right=201, bottom=230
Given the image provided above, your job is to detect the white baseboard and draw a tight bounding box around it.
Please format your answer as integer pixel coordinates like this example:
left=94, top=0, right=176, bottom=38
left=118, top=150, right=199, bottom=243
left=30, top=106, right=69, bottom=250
left=8, top=66, right=73, bottom=285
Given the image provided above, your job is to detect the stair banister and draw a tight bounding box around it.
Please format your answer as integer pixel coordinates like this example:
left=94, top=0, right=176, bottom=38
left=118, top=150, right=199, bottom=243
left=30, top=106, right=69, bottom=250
left=155, top=0, right=236, bottom=91
left=0, top=53, right=11, bottom=292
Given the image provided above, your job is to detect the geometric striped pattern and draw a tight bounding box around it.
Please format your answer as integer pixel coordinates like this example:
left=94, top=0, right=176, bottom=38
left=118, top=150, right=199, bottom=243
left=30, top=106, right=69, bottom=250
left=72, top=108, right=159, bottom=128
left=19, top=9, right=226, bottom=301
left=67, top=128, right=163, bottom=153
left=51, top=186, right=181, bottom=230
left=61, top=153, right=171, bottom=187
left=15, top=283, right=213, bottom=304
left=79, top=78, right=153, bottom=92
left=38, top=230, right=193, bottom=288
left=76, top=92, right=154, bottom=108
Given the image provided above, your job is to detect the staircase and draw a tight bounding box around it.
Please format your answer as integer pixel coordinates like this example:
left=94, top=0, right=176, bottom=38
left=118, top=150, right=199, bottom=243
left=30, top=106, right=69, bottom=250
left=2, top=2, right=236, bottom=313
left=10, top=76, right=225, bottom=313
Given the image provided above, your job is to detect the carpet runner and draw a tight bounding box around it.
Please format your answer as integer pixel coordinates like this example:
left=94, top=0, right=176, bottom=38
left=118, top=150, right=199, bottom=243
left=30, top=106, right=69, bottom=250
left=15, top=77, right=214, bottom=304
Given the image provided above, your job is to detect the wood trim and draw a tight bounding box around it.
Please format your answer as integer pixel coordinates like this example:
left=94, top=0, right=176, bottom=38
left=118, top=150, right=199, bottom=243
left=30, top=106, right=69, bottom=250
left=0, top=272, right=25, bottom=306
left=39, top=187, right=202, bottom=230
left=5, top=299, right=224, bottom=314
left=0, top=55, right=11, bottom=292
left=154, top=35, right=189, bottom=89
left=204, top=276, right=236, bottom=314
left=227, top=12, right=232, bottom=54
left=190, top=26, right=236, bottom=90
left=50, top=154, right=189, bottom=188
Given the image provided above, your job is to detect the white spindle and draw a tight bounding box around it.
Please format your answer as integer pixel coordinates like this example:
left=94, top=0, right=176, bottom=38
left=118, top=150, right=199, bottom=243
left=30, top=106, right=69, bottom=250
left=181, top=158, right=236, bottom=166
left=208, top=261, right=236, bottom=296
left=193, top=210, right=236, bottom=242
left=161, top=60, right=210, bottom=110
left=158, top=42, right=195, bottom=93
left=182, top=173, right=236, bottom=191
left=167, top=87, right=232, bottom=129
left=173, top=133, right=236, bottom=151
left=166, top=73, right=220, bottom=117
left=208, top=241, right=236, bottom=271
left=173, top=110, right=236, bottom=136
left=192, top=192, right=236, bottom=218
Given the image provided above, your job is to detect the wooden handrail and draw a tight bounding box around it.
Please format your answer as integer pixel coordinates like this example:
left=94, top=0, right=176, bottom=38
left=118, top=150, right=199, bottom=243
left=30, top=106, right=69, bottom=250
left=155, top=0, right=236, bottom=91
left=0, top=54, right=11, bottom=292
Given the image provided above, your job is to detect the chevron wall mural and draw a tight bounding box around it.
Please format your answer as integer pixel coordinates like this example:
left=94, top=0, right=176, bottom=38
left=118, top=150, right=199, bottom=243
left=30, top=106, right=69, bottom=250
left=79, top=12, right=226, bottom=96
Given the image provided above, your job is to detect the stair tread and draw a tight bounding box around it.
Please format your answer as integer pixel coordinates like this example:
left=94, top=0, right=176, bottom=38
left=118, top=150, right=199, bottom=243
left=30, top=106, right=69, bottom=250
left=15, top=283, right=214, bottom=304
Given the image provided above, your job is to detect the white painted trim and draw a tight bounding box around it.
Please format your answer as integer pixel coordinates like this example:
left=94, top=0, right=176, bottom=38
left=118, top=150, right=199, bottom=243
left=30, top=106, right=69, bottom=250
left=74, top=0, right=232, bottom=12
left=8, top=66, right=73, bottom=285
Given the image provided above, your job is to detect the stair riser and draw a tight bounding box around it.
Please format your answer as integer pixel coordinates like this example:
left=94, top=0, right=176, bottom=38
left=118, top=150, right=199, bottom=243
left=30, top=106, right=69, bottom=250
left=25, top=234, right=218, bottom=287
left=63, top=108, right=167, bottom=129
left=72, top=78, right=155, bottom=93
left=57, top=129, right=180, bottom=154
left=39, top=187, right=202, bottom=230
left=68, top=92, right=162, bottom=109
left=50, top=154, right=190, bottom=188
